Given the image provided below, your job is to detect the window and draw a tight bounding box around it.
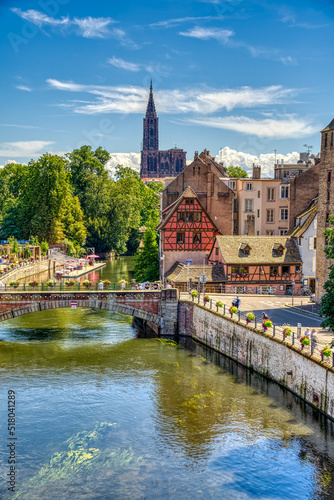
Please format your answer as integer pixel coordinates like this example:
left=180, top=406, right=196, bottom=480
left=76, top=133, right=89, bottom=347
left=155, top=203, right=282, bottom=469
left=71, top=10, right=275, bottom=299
left=185, top=212, right=193, bottom=222
left=266, top=209, right=274, bottom=223
left=296, top=265, right=301, bottom=273
left=325, top=133, right=328, bottom=148
left=229, top=181, right=236, bottom=190
left=245, top=199, right=253, bottom=212
left=299, top=170, right=303, bottom=175
left=266, top=230, right=274, bottom=236
left=246, top=182, right=253, bottom=191
left=193, top=212, right=202, bottom=222
left=177, top=212, right=185, bottom=222
left=193, top=166, right=195, bottom=176
left=309, top=237, right=316, bottom=251
left=280, top=208, right=288, bottom=220
left=193, top=233, right=201, bottom=244
left=177, top=233, right=184, bottom=244
left=257, top=209, right=260, bottom=218
left=258, top=190, right=261, bottom=198
left=185, top=199, right=194, bottom=205
left=314, top=237, right=317, bottom=249
left=280, top=186, right=289, bottom=199
left=270, top=265, right=279, bottom=277
left=279, top=229, right=288, bottom=236
left=267, top=188, right=275, bottom=201
left=283, top=170, right=289, bottom=177
left=328, top=190, right=331, bottom=202
left=215, top=247, right=219, bottom=256
left=257, top=231, right=259, bottom=235
left=282, top=265, right=290, bottom=276
left=331, top=132, right=334, bottom=148
left=328, top=171, right=332, bottom=183
left=233, top=199, right=238, bottom=213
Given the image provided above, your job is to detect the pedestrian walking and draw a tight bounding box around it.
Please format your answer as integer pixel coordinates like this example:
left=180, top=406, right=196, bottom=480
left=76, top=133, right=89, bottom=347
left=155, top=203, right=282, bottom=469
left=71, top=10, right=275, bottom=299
left=145, top=281, right=150, bottom=290
left=304, top=328, right=311, bottom=339
left=311, top=329, right=318, bottom=346
left=235, top=296, right=241, bottom=310
left=98, top=280, right=104, bottom=291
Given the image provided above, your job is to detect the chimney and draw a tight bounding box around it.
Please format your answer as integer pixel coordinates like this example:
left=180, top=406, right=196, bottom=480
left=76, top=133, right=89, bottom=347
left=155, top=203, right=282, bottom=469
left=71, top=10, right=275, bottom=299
left=194, top=151, right=198, bottom=159
left=252, top=164, right=261, bottom=179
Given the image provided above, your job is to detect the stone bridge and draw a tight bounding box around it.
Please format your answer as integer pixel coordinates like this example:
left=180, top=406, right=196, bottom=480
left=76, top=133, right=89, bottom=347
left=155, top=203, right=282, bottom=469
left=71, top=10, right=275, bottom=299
left=0, top=290, right=178, bottom=335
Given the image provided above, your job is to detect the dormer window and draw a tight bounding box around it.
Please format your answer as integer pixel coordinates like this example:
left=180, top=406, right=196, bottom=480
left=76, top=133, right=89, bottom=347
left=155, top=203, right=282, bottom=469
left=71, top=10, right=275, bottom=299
left=273, top=243, right=284, bottom=256
left=239, top=243, right=251, bottom=255
left=185, top=199, right=194, bottom=205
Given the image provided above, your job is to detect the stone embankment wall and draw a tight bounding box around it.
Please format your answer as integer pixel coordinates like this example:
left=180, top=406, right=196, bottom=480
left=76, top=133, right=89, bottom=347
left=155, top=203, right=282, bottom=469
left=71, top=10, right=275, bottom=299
left=179, top=300, right=334, bottom=419
left=1, top=261, right=50, bottom=284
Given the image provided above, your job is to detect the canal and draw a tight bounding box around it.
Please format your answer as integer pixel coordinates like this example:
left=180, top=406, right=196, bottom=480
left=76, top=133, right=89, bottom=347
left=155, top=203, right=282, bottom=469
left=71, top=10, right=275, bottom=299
left=1, top=304, right=334, bottom=499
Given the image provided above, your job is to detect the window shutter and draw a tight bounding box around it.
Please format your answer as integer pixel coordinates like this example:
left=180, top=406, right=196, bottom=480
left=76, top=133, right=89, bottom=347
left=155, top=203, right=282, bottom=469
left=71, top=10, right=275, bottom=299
left=312, top=256, right=316, bottom=273
left=309, top=237, right=314, bottom=250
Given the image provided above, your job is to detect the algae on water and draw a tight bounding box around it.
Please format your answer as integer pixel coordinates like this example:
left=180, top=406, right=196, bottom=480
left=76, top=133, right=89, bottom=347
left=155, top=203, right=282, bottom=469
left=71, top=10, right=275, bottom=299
left=13, top=422, right=143, bottom=499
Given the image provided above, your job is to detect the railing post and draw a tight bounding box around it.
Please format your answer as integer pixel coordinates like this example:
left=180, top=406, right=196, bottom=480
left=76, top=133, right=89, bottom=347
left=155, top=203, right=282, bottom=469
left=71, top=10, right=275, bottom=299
left=224, top=304, right=226, bottom=315
left=292, top=332, right=295, bottom=345
left=332, top=352, right=334, bottom=368
left=255, top=317, right=257, bottom=329
left=311, top=343, right=314, bottom=356
left=238, top=310, right=240, bottom=322
left=210, top=299, right=212, bottom=309
left=273, top=324, right=275, bottom=337
left=198, top=294, right=200, bottom=304
left=24, top=283, right=25, bottom=291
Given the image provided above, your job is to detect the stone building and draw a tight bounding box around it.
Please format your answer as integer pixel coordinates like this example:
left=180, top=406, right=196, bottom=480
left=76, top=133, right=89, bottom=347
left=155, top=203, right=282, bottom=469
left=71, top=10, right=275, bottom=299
left=140, top=82, right=187, bottom=181
left=161, top=150, right=234, bottom=236
left=316, top=118, right=334, bottom=302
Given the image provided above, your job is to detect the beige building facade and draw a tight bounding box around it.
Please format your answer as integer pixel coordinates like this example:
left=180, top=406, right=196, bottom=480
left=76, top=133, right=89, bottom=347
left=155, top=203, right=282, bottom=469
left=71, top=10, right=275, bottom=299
left=223, top=166, right=290, bottom=236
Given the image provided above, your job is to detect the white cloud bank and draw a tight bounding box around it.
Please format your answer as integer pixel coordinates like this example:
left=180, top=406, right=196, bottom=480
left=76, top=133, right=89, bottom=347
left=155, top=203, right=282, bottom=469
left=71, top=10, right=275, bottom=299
left=105, top=153, right=141, bottom=176
left=216, top=146, right=300, bottom=177
left=47, top=79, right=296, bottom=115
left=0, top=140, right=54, bottom=158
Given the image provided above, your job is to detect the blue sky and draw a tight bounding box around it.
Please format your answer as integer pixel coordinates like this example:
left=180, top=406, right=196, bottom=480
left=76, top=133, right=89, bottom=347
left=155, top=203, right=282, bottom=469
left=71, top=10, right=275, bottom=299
left=1, top=0, right=333, bottom=168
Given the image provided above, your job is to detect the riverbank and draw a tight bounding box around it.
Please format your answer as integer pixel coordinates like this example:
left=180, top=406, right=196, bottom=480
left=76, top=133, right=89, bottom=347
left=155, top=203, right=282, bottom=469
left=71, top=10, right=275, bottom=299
left=179, top=298, right=334, bottom=420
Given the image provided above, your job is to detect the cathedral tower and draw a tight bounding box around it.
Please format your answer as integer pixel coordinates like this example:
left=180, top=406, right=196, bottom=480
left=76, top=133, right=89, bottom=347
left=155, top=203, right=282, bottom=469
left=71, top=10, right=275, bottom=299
left=140, top=83, right=186, bottom=181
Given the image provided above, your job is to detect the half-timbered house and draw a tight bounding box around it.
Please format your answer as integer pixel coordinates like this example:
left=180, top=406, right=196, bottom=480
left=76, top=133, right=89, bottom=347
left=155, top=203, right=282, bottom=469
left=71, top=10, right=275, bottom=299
left=208, top=235, right=302, bottom=295
left=157, top=186, right=222, bottom=276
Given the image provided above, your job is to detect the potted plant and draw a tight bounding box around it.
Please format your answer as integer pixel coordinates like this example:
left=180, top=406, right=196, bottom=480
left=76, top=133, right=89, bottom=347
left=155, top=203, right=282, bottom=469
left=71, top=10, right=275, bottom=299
left=216, top=301, right=223, bottom=311
left=229, top=306, right=238, bottom=317
left=191, top=290, right=198, bottom=299
left=246, top=312, right=255, bottom=324
left=65, top=279, right=76, bottom=287
left=203, top=295, right=210, bottom=306
left=82, top=280, right=92, bottom=288
left=102, top=279, right=111, bottom=288
left=47, top=280, right=57, bottom=288
left=300, top=336, right=310, bottom=349
left=28, top=280, right=39, bottom=288
left=283, top=327, right=292, bottom=340
left=9, top=281, right=20, bottom=288
left=263, top=319, right=272, bottom=331
left=321, top=347, right=331, bottom=361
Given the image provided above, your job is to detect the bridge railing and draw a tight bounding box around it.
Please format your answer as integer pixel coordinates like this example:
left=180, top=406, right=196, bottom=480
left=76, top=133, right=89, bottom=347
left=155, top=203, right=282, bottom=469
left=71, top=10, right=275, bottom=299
left=184, top=292, right=333, bottom=368
left=0, top=282, right=161, bottom=292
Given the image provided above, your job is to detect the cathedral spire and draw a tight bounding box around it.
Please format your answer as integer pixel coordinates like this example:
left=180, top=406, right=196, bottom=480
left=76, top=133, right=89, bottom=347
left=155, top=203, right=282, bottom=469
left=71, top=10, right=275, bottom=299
left=146, top=80, right=157, bottom=117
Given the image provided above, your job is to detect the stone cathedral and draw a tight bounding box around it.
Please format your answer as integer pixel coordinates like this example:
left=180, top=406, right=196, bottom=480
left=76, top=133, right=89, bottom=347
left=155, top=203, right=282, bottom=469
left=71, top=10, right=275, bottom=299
left=140, top=82, right=187, bottom=181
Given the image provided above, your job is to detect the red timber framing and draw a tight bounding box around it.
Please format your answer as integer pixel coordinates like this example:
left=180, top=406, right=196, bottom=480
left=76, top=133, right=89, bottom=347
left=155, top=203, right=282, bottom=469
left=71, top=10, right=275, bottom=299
left=157, top=186, right=221, bottom=253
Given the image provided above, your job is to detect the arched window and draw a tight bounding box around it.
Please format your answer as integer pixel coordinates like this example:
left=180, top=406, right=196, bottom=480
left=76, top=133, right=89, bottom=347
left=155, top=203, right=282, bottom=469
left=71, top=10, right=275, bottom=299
left=325, top=133, right=328, bottom=148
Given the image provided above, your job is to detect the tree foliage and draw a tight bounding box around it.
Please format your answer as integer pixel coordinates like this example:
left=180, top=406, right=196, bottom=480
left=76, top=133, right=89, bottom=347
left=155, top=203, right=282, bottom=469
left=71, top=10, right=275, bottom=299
left=320, top=215, right=334, bottom=331
left=134, top=228, right=159, bottom=282
left=227, top=166, right=248, bottom=178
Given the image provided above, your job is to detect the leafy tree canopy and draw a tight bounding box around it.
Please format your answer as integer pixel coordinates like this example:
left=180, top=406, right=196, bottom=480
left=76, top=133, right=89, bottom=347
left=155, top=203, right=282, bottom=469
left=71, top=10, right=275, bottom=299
left=134, top=228, right=159, bottom=282
left=227, top=166, right=248, bottom=178
left=320, top=215, right=334, bottom=331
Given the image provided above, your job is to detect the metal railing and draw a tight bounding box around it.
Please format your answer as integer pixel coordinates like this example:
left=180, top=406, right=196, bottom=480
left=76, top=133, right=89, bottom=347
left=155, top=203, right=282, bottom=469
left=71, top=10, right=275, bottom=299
left=0, top=282, right=160, bottom=292
left=184, top=292, right=332, bottom=367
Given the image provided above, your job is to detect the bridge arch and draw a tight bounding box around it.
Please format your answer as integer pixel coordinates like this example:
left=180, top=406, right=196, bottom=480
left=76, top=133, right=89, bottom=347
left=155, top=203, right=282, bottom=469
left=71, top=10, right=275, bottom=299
left=0, top=291, right=178, bottom=336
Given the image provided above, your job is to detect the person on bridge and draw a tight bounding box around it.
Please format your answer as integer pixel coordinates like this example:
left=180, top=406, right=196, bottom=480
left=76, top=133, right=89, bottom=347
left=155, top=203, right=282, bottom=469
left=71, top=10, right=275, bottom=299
left=261, top=312, right=269, bottom=321
left=235, top=296, right=241, bottom=309
left=311, top=329, right=318, bottom=346
left=145, top=281, right=150, bottom=290
left=98, top=281, right=104, bottom=291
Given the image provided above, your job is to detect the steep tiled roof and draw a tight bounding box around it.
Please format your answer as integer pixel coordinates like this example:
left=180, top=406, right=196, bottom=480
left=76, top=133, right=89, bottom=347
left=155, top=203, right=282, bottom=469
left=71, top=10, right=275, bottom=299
left=213, top=236, right=301, bottom=264
left=165, top=262, right=226, bottom=282
left=321, top=118, right=334, bottom=132
left=287, top=196, right=318, bottom=237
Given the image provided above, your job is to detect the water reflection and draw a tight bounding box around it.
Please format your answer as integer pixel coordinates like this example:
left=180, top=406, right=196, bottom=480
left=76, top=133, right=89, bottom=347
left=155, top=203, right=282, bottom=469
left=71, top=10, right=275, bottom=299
left=0, top=308, right=333, bottom=499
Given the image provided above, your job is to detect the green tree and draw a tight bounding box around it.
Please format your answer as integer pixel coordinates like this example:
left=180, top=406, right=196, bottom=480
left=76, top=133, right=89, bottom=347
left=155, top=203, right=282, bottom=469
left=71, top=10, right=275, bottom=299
left=227, top=166, right=248, bottom=178
left=7, top=236, right=19, bottom=255
left=30, top=236, right=40, bottom=246
left=320, top=215, right=334, bottom=330
left=134, top=229, right=159, bottom=282
left=41, top=241, right=49, bottom=256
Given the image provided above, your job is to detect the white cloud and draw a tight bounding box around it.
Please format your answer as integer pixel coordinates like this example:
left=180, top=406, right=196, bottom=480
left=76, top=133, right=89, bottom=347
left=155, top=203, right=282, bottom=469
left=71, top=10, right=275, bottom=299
left=0, top=141, right=54, bottom=157
left=11, top=9, right=136, bottom=44
left=149, top=16, right=221, bottom=28
left=108, top=57, right=141, bottom=72
left=73, top=17, right=115, bottom=38
left=47, top=79, right=296, bottom=115
left=0, top=124, right=40, bottom=129
left=180, top=26, right=234, bottom=43
left=216, top=146, right=300, bottom=177
left=186, top=115, right=318, bottom=138
left=105, top=153, right=141, bottom=176
left=16, top=85, right=33, bottom=92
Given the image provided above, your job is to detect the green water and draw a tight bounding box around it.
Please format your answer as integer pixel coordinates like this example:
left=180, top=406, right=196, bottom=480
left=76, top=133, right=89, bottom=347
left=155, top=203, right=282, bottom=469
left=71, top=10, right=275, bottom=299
left=1, top=306, right=334, bottom=499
